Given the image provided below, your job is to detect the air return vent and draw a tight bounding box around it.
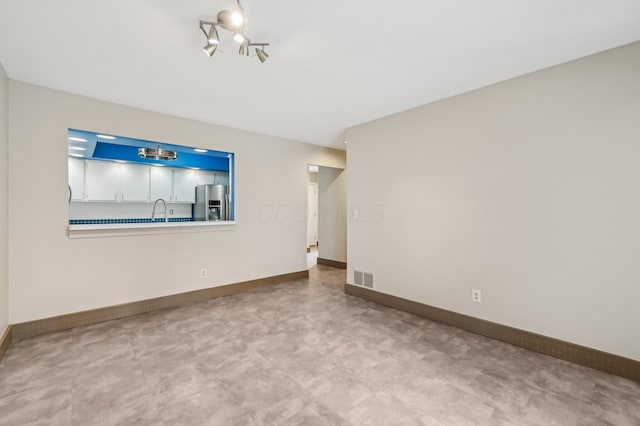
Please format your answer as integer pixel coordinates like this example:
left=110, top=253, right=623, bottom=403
left=353, top=270, right=374, bottom=288
left=363, top=273, right=374, bottom=288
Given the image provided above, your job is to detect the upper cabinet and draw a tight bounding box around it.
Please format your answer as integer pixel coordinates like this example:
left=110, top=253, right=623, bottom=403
left=195, top=170, right=228, bottom=186
left=75, top=159, right=212, bottom=204
left=68, top=157, right=85, bottom=201
left=120, top=163, right=150, bottom=202
left=149, top=166, right=173, bottom=201
left=85, top=161, right=121, bottom=201
left=173, top=169, right=197, bottom=203
left=86, top=161, right=150, bottom=202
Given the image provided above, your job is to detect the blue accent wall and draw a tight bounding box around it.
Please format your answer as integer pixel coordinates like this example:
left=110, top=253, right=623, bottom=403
left=92, top=142, right=229, bottom=171
left=68, top=128, right=232, bottom=172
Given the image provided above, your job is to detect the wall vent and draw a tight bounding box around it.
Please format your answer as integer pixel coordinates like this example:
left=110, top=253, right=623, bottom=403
left=354, top=270, right=363, bottom=286
left=363, top=273, right=374, bottom=288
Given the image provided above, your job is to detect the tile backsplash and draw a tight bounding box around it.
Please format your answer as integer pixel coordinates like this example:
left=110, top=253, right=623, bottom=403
left=69, top=217, right=193, bottom=225
left=69, top=201, right=193, bottom=221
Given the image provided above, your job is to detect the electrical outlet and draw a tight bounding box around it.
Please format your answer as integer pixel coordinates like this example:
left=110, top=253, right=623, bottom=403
left=200, top=268, right=207, bottom=279
left=169, top=209, right=174, bottom=215
left=472, top=289, right=482, bottom=303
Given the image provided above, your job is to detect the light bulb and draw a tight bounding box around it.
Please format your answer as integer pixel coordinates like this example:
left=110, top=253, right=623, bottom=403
left=233, top=32, right=245, bottom=43
left=231, top=11, right=244, bottom=26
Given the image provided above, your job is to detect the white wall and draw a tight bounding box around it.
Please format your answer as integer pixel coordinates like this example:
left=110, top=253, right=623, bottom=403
left=318, top=167, right=347, bottom=263
left=0, top=62, right=8, bottom=333
left=8, top=81, right=345, bottom=323
left=346, top=41, right=640, bottom=361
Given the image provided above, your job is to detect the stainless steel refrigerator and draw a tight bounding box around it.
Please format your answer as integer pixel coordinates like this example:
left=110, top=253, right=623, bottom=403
left=194, top=184, right=230, bottom=221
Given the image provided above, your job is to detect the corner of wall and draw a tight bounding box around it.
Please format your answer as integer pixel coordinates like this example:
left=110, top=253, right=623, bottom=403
left=0, top=60, right=9, bottom=334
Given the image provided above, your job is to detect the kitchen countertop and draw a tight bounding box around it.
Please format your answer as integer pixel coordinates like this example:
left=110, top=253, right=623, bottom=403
left=68, top=220, right=236, bottom=238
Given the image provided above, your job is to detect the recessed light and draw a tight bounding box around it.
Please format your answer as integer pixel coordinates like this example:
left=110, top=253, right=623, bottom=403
left=343, top=140, right=348, bottom=144
left=97, top=134, right=116, bottom=140
left=69, top=154, right=85, bottom=158
left=69, top=146, right=86, bottom=151
left=194, top=148, right=208, bottom=153
left=68, top=137, right=88, bottom=142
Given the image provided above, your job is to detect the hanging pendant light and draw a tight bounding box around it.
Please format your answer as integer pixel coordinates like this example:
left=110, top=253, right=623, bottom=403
left=138, top=145, right=178, bottom=161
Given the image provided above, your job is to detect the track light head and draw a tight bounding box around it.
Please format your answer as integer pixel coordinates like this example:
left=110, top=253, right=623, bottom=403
left=239, top=40, right=249, bottom=56
left=207, top=25, right=219, bottom=44
left=217, top=10, right=244, bottom=31
left=203, top=42, right=218, bottom=57
left=256, top=48, right=269, bottom=63
left=233, top=31, right=246, bottom=43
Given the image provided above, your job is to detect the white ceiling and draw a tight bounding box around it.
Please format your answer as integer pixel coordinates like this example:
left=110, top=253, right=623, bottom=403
left=1, top=1, right=639, bottom=150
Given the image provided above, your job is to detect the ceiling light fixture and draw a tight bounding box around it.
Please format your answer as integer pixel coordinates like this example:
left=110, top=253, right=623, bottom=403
left=138, top=145, right=178, bottom=161
left=203, top=42, right=218, bottom=57
left=199, top=0, right=269, bottom=62
left=207, top=25, right=220, bottom=44
left=255, top=47, right=269, bottom=63
left=233, top=32, right=245, bottom=44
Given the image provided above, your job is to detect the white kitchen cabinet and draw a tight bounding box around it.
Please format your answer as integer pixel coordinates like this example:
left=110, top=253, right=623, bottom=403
left=75, top=160, right=220, bottom=204
left=120, top=163, right=149, bottom=202
left=149, top=166, right=172, bottom=201
left=195, top=170, right=217, bottom=186
left=85, top=160, right=120, bottom=201
left=68, top=157, right=85, bottom=201
left=173, top=169, right=197, bottom=202
left=195, top=170, right=229, bottom=186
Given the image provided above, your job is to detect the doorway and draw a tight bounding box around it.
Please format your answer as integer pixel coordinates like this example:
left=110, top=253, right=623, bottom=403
left=306, top=164, right=347, bottom=270
left=307, top=165, right=319, bottom=268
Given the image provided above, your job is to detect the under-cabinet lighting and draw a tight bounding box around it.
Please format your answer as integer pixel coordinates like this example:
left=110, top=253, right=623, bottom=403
left=97, top=134, right=116, bottom=140
left=194, top=148, right=208, bottom=153
left=69, top=146, right=86, bottom=151
left=153, top=164, right=165, bottom=167
left=69, top=137, right=88, bottom=142
left=190, top=167, right=200, bottom=170
left=115, top=160, right=127, bottom=163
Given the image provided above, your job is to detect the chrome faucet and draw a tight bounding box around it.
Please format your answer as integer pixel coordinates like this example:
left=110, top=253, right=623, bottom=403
left=151, top=198, right=168, bottom=223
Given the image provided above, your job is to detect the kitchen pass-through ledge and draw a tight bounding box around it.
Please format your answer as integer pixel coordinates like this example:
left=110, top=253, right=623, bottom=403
left=68, top=221, right=236, bottom=239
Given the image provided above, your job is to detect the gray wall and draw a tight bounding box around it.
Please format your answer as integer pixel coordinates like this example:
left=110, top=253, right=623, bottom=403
left=8, top=81, right=345, bottom=323
left=0, top=63, right=7, bottom=333
left=346, top=41, right=640, bottom=360
left=318, top=167, right=347, bottom=263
